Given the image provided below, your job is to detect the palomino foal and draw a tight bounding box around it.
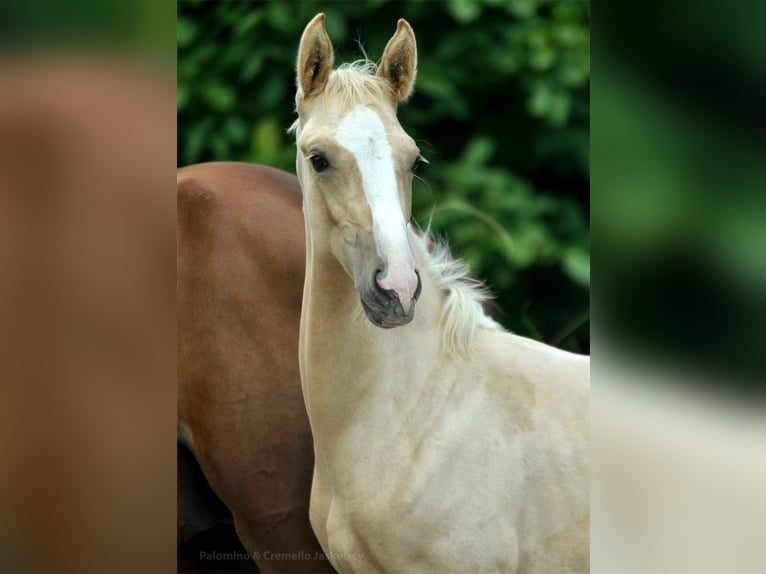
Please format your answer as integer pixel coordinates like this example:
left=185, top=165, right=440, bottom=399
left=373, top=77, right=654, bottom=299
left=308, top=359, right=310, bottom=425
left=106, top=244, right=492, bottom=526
left=294, top=14, right=589, bottom=574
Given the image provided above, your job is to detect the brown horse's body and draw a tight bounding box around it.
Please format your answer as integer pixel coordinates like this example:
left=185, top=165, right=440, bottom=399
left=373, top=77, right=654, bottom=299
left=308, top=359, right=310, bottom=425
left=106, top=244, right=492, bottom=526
left=177, top=162, right=333, bottom=573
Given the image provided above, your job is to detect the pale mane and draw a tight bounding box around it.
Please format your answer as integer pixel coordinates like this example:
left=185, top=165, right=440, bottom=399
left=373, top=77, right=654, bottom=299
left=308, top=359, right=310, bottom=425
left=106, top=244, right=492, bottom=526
left=409, top=228, right=504, bottom=355
left=324, top=60, right=394, bottom=106
left=290, top=60, right=394, bottom=134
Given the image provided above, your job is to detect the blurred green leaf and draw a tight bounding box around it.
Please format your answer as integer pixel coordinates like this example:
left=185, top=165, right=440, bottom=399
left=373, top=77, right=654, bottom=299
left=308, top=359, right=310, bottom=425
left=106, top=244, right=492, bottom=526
left=234, top=11, right=264, bottom=36
left=562, top=246, right=591, bottom=287
left=506, top=0, right=540, bottom=19
left=201, top=80, right=236, bottom=112
left=448, top=0, right=483, bottom=23
left=176, top=17, right=197, bottom=49
left=252, top=118, right=281, bottom=155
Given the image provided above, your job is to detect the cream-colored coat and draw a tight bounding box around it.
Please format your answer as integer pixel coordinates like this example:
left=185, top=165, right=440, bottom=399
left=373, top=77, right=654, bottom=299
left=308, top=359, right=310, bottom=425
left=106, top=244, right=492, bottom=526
left=294, top=14, right=589, bottom=573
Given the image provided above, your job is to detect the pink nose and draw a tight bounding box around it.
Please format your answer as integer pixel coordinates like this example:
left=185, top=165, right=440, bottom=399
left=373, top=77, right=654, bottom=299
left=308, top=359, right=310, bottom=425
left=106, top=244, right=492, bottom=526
left=376, top=266, right=421, bottom=314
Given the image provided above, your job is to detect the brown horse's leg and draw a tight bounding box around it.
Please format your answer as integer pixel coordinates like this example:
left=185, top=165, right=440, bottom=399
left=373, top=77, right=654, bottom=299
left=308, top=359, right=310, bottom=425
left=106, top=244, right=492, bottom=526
left=227, top=434, right=332, bottom=572
left=232, top=501, right=334, bottom=573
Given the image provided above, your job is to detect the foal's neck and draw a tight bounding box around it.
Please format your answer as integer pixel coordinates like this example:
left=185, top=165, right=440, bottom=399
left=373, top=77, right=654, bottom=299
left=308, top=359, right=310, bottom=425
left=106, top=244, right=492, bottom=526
left=299, top=246, right=442, bottom=431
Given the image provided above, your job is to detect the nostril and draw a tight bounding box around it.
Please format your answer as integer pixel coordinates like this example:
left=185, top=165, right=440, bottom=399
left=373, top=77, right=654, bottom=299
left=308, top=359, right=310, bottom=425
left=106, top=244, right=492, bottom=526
left=414, top=269, right=422, bottom=300
left=373, top=268, right=385, bottom=289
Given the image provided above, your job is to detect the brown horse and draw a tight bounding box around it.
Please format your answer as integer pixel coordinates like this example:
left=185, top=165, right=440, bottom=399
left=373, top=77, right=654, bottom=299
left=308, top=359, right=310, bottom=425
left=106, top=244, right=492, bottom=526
left=177, top=162, right=334, bottom=574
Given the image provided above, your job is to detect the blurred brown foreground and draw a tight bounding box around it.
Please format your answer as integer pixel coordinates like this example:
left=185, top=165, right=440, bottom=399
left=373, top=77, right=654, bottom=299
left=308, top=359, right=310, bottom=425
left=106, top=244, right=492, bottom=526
left=0, top=55, right=176, bottom=574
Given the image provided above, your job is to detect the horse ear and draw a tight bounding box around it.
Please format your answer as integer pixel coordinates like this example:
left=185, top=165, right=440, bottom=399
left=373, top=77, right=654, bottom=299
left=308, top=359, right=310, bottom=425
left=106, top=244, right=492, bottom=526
left=296, top=13, right=334, bottom=99
left=378, top=19, right=418, bottom=102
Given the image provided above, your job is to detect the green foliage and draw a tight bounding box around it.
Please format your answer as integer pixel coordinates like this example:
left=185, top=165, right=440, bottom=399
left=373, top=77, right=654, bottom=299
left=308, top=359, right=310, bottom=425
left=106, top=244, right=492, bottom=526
left=178, top=0, right=590, bottom=352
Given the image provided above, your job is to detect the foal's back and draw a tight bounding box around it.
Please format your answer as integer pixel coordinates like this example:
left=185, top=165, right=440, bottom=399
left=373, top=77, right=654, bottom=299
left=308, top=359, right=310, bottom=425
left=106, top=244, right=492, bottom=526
left=481, top=328, right=590, bottom=573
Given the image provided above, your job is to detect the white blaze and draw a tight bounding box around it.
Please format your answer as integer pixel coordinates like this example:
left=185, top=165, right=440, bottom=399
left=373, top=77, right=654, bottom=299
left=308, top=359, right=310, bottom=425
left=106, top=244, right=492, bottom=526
left=335, top=105, right=418, bottom=312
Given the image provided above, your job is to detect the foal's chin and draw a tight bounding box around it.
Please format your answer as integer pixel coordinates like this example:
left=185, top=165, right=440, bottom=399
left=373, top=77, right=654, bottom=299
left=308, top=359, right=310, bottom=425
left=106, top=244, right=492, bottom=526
left=359, top=295, right=416, bottom=329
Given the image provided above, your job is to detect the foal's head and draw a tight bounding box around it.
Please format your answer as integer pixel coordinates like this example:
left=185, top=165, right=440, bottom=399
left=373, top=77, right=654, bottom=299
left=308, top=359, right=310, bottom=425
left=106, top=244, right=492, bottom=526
left=293, top=14, right=423, bottom=328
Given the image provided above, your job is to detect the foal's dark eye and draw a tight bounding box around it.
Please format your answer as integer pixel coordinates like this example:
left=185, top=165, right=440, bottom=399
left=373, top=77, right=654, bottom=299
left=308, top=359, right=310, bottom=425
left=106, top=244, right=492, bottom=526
left=310, top=154, right=329, bottom=173
left=412, top=155, right=427, bottom=173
